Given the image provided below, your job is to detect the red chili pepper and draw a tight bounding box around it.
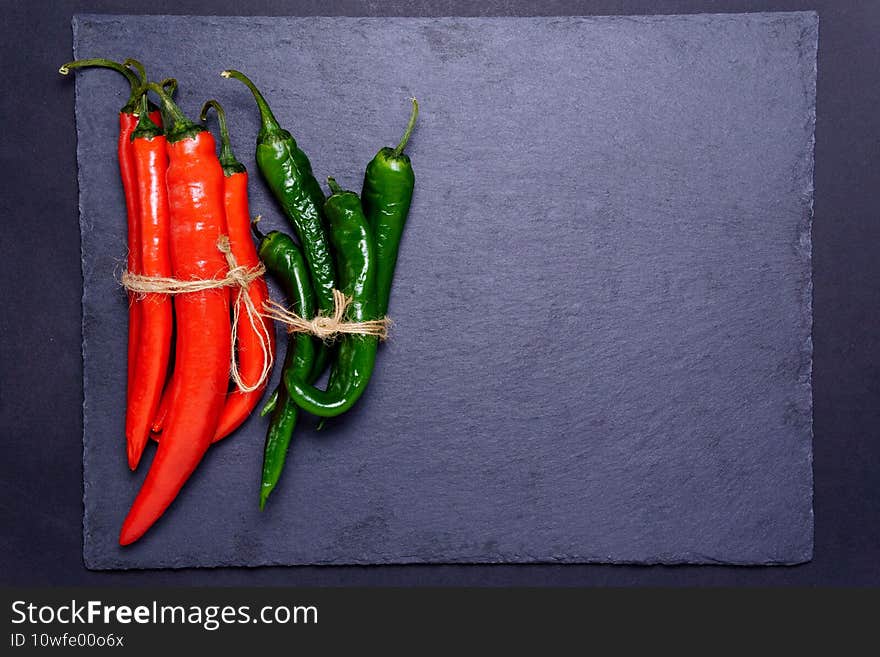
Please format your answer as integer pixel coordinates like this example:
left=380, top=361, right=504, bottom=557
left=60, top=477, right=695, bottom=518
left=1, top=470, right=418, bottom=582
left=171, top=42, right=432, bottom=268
left=150, top=381, right=174, bottom=436
left=151, top=101, right=276, bottom=443
left=200, top=100, right=275, bottom=441
left=120, top=84, right=231, bottom=545
left=124, top=91, right=173, bottom=471
left=58, top=58, right=161, bottom=421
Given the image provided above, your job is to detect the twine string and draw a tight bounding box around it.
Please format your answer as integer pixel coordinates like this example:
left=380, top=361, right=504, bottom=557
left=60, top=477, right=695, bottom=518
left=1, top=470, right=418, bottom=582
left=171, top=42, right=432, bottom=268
left=120, top=236, right=273, bottom=393
left=217, top=236, right=274, bottom=393
left=262, top=289, right=391, bottom=341
left=120, top=237, right=391, bottom=393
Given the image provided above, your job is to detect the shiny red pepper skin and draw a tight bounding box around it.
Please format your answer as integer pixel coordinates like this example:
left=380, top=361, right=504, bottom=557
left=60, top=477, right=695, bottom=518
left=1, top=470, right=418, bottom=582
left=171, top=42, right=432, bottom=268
left=120, top=108, right=162, bottom=405
left=213, top=169, right=274, bottom=440
left=119, top=111, right=142, bottom=402
left=57, top=58, right=161, bottom=436
left=120, top=85, right=231, bottom=545
left=200, top=99, right=275, bottom=441
left=124, top=105, right=173, bottom=471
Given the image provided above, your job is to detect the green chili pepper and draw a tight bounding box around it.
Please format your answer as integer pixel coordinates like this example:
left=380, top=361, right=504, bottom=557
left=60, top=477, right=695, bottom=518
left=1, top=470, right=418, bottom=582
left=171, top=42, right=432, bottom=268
left=362, top=98, right=418, bottom=318
left=222, top=69, right=334, bottom=379
left=253, top=224, right=317, bottom=510
left=284, top=178, right=378, bottom=418
left=260, top=386, right=280, bottom=417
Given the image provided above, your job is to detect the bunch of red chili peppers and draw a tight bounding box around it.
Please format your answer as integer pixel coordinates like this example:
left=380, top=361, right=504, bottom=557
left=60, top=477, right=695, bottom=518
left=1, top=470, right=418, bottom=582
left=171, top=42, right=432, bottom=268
left=61, top=58, right=417, bottom=544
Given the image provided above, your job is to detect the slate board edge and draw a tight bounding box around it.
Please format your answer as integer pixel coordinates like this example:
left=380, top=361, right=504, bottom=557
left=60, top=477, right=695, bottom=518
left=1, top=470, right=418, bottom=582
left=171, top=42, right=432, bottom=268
left=85, top=553, right=811, bottom=572
left=804, top=10, right=818, bottom=563
left=72, top=11, right=819, bottom=23
left=783, top=8, right=817, bottom=565
left=72, top=16, right=95, bottom=571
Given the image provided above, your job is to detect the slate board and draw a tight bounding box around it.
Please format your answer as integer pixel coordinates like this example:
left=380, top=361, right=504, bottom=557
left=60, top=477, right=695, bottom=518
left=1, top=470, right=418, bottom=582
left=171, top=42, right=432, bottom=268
left=74, top=13, right=816, bottom=568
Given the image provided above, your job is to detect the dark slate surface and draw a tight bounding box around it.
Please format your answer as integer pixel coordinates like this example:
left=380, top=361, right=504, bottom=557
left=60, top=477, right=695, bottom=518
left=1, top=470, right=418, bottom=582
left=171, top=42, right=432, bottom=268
left=75, top=13, right=816, bottom=569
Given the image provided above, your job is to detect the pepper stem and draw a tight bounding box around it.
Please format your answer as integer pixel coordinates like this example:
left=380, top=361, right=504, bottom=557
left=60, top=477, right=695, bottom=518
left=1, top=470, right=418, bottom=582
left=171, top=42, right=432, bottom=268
left=251, top=215, right=266, bottom=242
left=59, top=57, right=138, bottom=84
left=122, top=59, right=163, bottom=116
left=131, top=86, right=162, bottom=140
left=58, top=58, right=141, bottom=113
left=161, top=77, right=178, bottom=98
left=200, top=99, right=245, bottom=175
left=122, top=58, right=147, bottom=85
left=221, top=69, right=285, bottom=141
left=143, top=82, right=202, bottom=143
left=392, top=97, right=419, bottom=157
left=327, top=177, right=344, bottom=195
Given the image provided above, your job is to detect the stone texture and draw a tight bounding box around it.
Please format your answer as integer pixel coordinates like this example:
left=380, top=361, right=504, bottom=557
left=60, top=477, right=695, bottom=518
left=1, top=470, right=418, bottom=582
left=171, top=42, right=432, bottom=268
left=75, top=12, right=816, bottom=568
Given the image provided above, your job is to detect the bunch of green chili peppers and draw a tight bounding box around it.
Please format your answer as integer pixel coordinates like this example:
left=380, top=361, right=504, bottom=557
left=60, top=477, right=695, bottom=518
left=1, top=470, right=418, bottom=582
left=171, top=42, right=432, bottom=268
left=221, top=71, right=418, bottom=509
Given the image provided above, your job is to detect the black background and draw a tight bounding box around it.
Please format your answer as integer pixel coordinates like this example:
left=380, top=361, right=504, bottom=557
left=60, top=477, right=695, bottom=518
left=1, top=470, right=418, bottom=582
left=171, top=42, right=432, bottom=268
left=1, top=0, right=877, bottom=586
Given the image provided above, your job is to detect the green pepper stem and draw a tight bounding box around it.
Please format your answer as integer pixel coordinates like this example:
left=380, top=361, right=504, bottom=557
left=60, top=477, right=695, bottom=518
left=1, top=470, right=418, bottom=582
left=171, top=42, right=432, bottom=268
left=132, top=86, right=162, bottom=140
left=200, top=99, right=242, bottom=170
left=221, top=69, right=284, bottom=139
left=200, top=99, right=245, bottom=174
left=140, top=89, right=149, bottom=116
left=143, top=82, right=200, bottom=142
left=121, top=59, right=167, bottom=116
left=59, top=57, right=138, bottom=85
left=122, top=58, right=147, bottom=84
left=58, top=58, right=141, bottom=112
left=326, top=177, right=344, bottom=195
left=251, top=216, right=267, bottom=242
left=123, top=59, right=164, bottom=116
left=161, top=77, right=178, bottom=98
left=392, top=97, right=419, bottom=157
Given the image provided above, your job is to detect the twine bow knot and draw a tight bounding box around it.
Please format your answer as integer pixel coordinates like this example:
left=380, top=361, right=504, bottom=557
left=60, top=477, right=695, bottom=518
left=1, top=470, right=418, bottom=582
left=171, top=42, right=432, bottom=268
left=263, top=289, right=391, bottom=341
left=120, top=236, right=392, bottom=394
left=120, top=236, right=273, bottom=393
